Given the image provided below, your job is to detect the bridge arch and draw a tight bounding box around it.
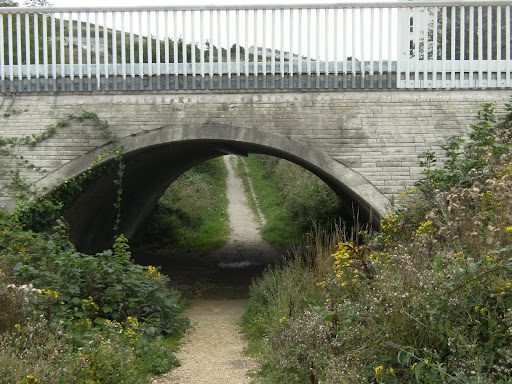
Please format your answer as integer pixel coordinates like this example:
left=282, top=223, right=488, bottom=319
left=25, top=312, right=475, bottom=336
left=37, top=123, right=390, bottom=252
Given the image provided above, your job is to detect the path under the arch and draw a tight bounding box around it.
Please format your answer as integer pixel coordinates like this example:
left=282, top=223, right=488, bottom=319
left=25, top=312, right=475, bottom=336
left=133, top=155, right=282, bottom=298
left=151, top=155, right=281, bottom=383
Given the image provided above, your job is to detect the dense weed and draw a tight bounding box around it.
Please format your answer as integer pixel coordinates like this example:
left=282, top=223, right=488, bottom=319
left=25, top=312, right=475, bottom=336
left=243, top=98, right=512, bottom=383
left=0, top=215, right=186, bottom=383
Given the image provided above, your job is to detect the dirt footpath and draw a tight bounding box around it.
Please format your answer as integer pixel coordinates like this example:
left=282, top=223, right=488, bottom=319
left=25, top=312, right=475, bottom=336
left=155, top=299, right=258, bottom=384
left=154, top=155, right=280, bottom=383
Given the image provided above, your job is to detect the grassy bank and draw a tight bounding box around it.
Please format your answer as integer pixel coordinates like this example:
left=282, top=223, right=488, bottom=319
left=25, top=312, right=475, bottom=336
left=132, top=157, right=229, bottom=254
left=243, top=100, right=512, bottom=383
left=234, top=155, right=342, bottom=246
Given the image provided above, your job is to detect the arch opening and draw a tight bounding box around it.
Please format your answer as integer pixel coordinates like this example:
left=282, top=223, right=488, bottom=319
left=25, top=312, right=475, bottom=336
left=37, top=124, right=389, bottom=252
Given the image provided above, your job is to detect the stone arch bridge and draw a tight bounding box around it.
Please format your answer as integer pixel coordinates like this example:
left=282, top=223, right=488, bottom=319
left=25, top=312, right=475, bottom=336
left=0, top=89, right=510, bottom=251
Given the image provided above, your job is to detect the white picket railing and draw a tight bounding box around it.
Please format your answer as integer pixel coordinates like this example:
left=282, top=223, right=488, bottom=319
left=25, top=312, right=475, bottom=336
left=0, top=1, right=510, bottom=92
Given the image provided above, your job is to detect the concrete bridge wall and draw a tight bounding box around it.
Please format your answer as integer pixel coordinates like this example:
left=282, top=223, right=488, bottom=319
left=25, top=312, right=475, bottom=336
left=0, top=89, right=509, bottom=250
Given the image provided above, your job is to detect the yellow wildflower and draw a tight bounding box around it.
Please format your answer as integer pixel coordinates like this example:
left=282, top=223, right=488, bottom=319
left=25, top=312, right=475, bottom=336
left=415, top=220, right=436, bottom=235
left=400, top=188, right=416, bottom=195
left=25, top=375, right=39, bottom=384
left=146, top=265, right=162, bottom=278
left=105, top=319, right=121, bottom=328
left=83, top=296, right=99, bottom=311
left=494, top=280, right=512, bottom=293
left=381, top=214, right=399, bottom=233
left=126, top=316, right=139, bottom=327
left=41, top=289, right=59, bottom=299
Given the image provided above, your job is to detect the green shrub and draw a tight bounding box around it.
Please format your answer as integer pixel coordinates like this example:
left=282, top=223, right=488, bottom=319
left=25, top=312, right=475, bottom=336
left=4, top=221, right=186, bottom=336
left=417, top=100, right=512, bottom=195
left=0, top=313, right=167, bottom=383
left=0, top=215, right=186, bottom=382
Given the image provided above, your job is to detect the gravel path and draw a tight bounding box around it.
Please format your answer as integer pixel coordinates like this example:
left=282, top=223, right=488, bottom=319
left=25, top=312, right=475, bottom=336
left=206, top=156, right=280, bottom=267
left=154, top=155, right=280, bottom=384
left=155, top=299, right=258, bottom=384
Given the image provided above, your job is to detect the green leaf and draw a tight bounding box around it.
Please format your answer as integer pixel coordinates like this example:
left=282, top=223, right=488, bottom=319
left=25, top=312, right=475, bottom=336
left=102, top=305, right=113, bottom=314
left=427, top=368, right=439, bottom=382
left=491, top=245, right=512, bottom=255
left=413, top=361, right=426, bottom=382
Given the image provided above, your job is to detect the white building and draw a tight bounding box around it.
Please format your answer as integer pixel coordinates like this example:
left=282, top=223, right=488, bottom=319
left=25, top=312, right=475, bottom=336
left=398, top=0, right=437, bottom=60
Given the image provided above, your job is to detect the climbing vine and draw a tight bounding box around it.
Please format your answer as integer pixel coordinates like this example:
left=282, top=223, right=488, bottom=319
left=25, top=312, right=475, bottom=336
left=0, top=101, right=125, bottom=234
